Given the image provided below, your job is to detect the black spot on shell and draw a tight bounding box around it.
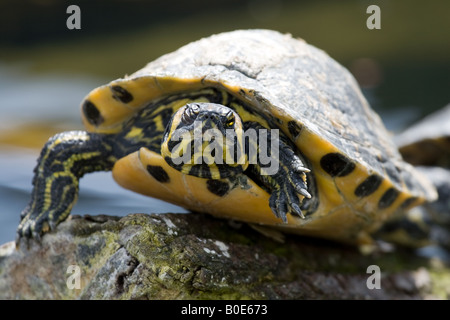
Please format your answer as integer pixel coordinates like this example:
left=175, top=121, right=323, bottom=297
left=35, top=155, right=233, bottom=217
left=146, top=165, right=170, bottom=183
left=320, top=153, right=356, bottom=177
left=378, top=188, right=399, bottom=209
left=377, top=218, right=428, bottom=241
left=82, top=100, right=104, bottom=126
left=287, top=121, right=302, bottom=139
left=400, top=197, right=418, bottom=209
left=206, top=179, right=230, bottom=197
left=354, top=174, right=383, bottom=197
left=111, top=85, right=133, bottom=103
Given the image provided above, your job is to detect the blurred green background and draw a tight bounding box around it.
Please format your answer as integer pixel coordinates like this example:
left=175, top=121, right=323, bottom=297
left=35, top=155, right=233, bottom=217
left=0, top=0, right=449, bottom=243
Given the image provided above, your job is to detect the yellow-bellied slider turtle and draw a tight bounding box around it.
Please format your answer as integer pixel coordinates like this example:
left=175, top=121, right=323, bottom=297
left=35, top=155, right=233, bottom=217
left=17, top=29, right=437, bottom=245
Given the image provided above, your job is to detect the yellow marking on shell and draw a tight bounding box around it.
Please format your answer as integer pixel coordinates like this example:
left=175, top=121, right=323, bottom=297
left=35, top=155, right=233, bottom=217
left=81, top=75, right=435, bottom=243
left=112, top=148, right=304, bottom=226
left=112, top=148, right=377, bottom=244
left=82, top=77, right=207, bottom=133
left=257, top=107, right=432, bottom=241
left=290, top=117, right=431, bottom=239
left=82, top=76, right=258, bottom=134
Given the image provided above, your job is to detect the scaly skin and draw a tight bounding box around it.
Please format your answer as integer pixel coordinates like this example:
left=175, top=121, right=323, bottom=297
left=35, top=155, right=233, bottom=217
left=17, top=131, right=119, bottom=241
left=17, top=95, right=311, bottom=244
left=162, top=103, right=311, bottom=221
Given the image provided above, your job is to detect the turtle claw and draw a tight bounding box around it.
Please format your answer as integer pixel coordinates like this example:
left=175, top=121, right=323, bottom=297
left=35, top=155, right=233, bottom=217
left=16, top=217, right=42, bottom=249
left=32, top=231, right=42, bottom=244
left=269, top=190, right=288, bottom=223
left=269, top=193, right=280, bottom=219
left=49, top=220, right=57, bottom=232
left=277, top=193, right=289, bottom=223
left=269, top=181, right=307, bottom=223
left=294, top=182, right=311, bottom=199
left=292, top=161, right=310, bottom=173
left=286, top=177, right=307, bottom=220
left=16, top=204, right=49, bottom=247
left=265, top=148, right=311, bottom=222
left=289, top=166, right=311, bottom=198
left=17, top=218, right=31, bottom=240
left=291, top=203, right=305, bottom=219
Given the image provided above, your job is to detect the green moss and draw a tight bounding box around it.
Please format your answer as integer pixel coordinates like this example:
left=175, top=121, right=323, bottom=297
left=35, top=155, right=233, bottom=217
left=113, top=214, right=271, bottom=299
left=77, top=231, right=120, bottom=270
left=429, top=268, right=450, bottom=299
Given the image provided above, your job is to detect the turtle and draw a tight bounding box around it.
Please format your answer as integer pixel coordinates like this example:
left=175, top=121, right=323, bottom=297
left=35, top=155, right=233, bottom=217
left=16, top=29, right=438, bottom=246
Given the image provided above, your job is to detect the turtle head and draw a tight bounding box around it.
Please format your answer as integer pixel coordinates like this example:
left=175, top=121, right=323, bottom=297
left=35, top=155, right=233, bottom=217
left=161, top=103, right=248, bottom=179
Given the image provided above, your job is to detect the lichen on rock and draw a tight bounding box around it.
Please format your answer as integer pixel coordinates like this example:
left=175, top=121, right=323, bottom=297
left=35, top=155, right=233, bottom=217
left=1, top=213, right=449, bottom=299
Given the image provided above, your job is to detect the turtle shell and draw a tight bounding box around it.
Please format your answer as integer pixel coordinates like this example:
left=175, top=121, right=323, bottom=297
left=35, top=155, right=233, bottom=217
left=81, top=29, right=437, bottom=243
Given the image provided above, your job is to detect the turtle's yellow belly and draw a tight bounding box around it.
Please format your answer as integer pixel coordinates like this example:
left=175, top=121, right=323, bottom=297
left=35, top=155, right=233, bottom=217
left=112, top=147, right=382, bottom=244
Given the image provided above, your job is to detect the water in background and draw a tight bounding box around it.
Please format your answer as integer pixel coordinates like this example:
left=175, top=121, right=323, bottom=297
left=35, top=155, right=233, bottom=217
left=0, top=0, right=448, bottom=244
left=0, top=149, right=188, bottom=244
left=0, top=64, right=188, bottom=244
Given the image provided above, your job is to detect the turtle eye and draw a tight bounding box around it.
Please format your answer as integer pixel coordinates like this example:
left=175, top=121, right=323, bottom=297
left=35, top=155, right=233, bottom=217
left=225, top=113, right=235, bottom=128
left=226, top=119, right=234, bottom=127
left=182, top=104, right=200, bottom=124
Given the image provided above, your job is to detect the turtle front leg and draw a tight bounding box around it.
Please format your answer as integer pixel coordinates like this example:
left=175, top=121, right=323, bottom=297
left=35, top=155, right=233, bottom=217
left=17, top=131, right=117, bottom=243
left=244, top=122, right=311, bottom=222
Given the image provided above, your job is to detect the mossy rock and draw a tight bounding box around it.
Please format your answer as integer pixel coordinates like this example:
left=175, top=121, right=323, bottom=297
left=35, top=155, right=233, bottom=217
left=1, top=213, right=449, bottom=299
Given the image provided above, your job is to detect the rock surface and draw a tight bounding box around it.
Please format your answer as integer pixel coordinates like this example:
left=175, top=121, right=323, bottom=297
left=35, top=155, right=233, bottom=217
left=0, top=213, right=449, bottom=299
